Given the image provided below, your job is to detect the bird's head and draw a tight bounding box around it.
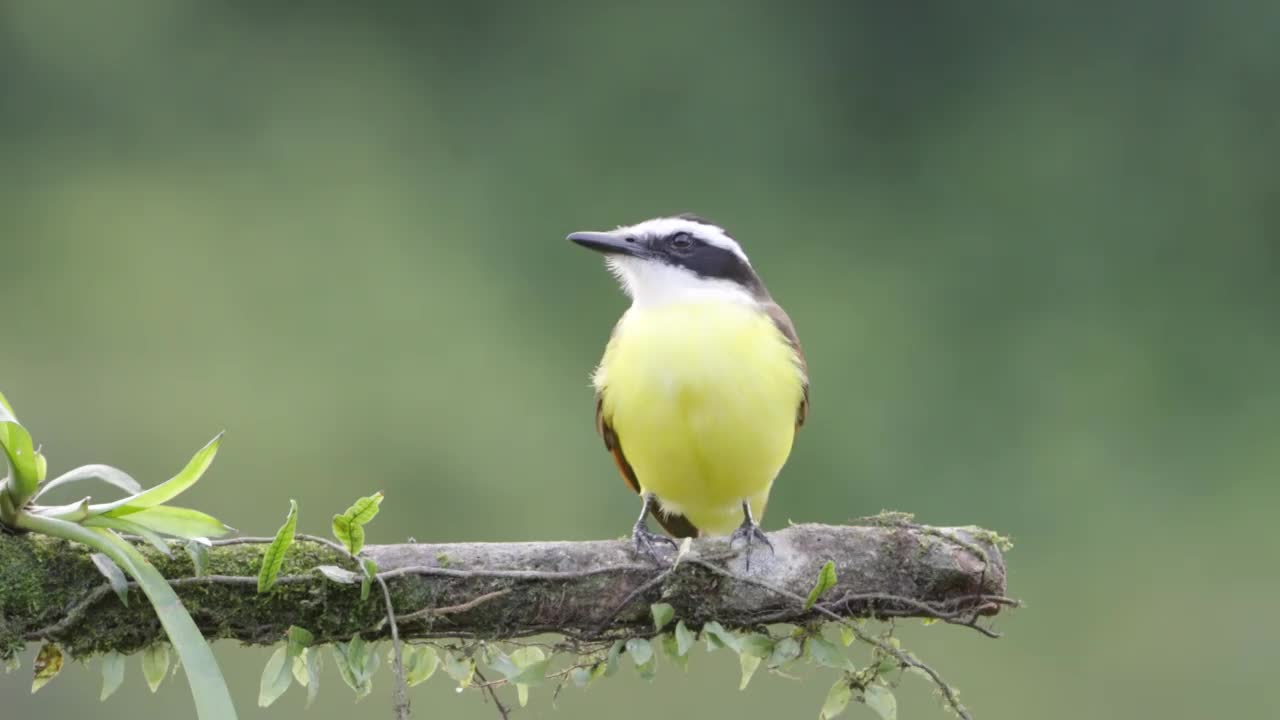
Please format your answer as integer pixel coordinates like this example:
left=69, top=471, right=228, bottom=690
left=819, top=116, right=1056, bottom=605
left=568, top=213, right=768, bottom=307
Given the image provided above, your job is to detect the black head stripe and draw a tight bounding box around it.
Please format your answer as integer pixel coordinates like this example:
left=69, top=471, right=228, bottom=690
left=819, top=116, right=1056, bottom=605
left=651, top=230, right=765, bottom=295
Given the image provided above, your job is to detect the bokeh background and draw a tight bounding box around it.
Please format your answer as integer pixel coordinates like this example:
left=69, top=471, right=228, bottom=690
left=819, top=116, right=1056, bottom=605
left=3, top=1, right=1277, bottom=718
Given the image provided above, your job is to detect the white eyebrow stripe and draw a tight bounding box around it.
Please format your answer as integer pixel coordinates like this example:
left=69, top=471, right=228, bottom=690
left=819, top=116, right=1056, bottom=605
left=613, top=217, right=750, bottom=265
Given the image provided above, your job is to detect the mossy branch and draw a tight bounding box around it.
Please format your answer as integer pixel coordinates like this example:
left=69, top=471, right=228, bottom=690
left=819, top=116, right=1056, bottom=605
left=0, top=522, right=1011, bottom=661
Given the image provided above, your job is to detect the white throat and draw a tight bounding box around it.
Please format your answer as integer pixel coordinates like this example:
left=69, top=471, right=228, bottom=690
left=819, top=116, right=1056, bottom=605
left=606, top=256, right=758, bottom=309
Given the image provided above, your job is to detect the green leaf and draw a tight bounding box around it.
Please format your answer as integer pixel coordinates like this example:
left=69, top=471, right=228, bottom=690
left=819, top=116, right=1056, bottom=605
left=839, top=625, right=856, bottom=647
left=806, top=637, right=854, bottom=671
left=625, top=638, right=653, bottom=666
left=258, top=499, right=298, bottom=593
left=510, top=647, right=548, bottom=706
left=441, top=651, right=475, bottom=688
left=291, top=649, right=322, bottom=708
left=31, top=643, right=63, bottom=693
left=33, top=451, right=47, bottom=483
left=820, top=678, right=852, bottom=719
left=660, top=633, right=689, bottom=671
left=186, top=540, right=210, bottom=578
left=143, top=643, right=171, bottom=693
left=258, top=647, right=292, bottom=708
left=332, top=515, right=365, bottom=556
left=863, top=684, right=898, bottom=720
left=343, top=492, right=384, bottom=526
left=740, top=633, right=774, bottom=659
left=100, top=433, right=223, bottom=515
left=90, top=552, right=131, bottom=606
left=0, top=389, right=15, bottom=420
left=331, top=635, right=378, bottom=698
left=805, top=560, right=838, bottom=610
left=602, top=639, right=625, bottom=677
left=403, top=645, right=439, bottom=687
left=124, top=506, right=233, bottom=539
left=287, top=626, right=314, bottom=654
left=82, top=515, right=173, bottom=556
left=67, top=523, right=238, bottom=719
left=702, top=621, right=740, bottom=652
left=100, top=651, right=125, bottom=701
left=0, top=420, right=39, bottom=496
left=674, top=620, right=695, bottom=656
left=570, top=665, right=594, bottom=688
left=738, top=652, right=762, bottom=690
left=767, top=636, right=802, bottom=669
left=332, top=491, right=383, bottom=555
left=35, top=464, right=142, bottom=500
left=315, top=565, right=360, bottom=584
left=360, top=556, right=377, bottom=601
left=650, top=602, right=674, bottom=632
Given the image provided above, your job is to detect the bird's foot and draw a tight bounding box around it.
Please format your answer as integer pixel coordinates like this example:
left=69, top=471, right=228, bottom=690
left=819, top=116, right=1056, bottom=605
left=729, top=517, right=774, bottom=571
left=631, top=524, right=678, bottom=564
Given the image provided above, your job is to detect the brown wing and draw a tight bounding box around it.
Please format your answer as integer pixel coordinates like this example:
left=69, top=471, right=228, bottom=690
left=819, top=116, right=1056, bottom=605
left=762, top=301, right=810, bottom=429
left=595, top=394, right=700, bottom=538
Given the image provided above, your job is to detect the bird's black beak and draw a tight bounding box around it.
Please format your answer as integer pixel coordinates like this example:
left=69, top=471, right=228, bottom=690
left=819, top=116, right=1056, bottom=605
left=567, top=231, right=646, bottom=258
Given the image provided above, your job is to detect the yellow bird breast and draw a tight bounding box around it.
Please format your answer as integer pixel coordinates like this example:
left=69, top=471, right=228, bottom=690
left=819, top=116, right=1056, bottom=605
left=594, top=301, right=805, bottom=536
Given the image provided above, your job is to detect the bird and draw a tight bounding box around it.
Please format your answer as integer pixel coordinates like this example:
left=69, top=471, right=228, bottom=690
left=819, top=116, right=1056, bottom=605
left=568, top=213, right=808, bottom=565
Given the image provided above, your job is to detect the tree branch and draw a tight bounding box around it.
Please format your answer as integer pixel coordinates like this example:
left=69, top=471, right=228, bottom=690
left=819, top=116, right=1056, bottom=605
left=0, top=522, right=1011, bottom=660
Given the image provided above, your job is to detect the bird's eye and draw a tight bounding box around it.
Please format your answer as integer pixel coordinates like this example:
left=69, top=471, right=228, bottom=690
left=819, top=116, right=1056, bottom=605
left=669, top=232, right=693, bottom=250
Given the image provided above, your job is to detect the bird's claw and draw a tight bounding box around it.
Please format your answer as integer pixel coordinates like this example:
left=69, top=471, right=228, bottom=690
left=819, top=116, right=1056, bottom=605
left=729, top=519, right=774, bottom=570
left=631, top=525, right=678, bottom=564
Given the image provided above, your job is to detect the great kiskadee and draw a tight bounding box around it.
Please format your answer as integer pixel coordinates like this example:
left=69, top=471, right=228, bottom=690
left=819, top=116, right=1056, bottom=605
left=569, top=214, right=809, bottom=563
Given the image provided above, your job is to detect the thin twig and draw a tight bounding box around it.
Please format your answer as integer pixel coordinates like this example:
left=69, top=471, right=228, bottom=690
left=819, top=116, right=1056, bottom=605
left=390, top=589, right=513, bottom=628
left=377, top=574, right=411, bottom=720
left=472, top=667, right=511, bottom=720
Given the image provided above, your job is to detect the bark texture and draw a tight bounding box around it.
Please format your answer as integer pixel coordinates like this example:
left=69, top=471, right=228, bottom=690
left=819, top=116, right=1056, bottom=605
left=0, top=522, right=1008, bottom=660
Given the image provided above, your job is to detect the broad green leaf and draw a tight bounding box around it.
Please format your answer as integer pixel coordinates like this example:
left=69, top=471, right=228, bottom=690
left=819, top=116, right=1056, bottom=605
left=738, top=653, right=762, bottom=690
left=767, top=636, right=802, bottom=669
left=626, top=638, right=653, bottom=666
left=143, top=643, right=171, bottom=693
left=35, top=464, right=142, bottom=500
left=68, top=523, right=237, bottom=719
left=805, top=560, right=838, bottom=610
left=806, top=637, right=854, bottom=671
left=511, top=647, right=548, bottom=707
left=332, top=492, right=382, bottom=555
left=674, top=620, right=695, bottom=656
left=441, top=651, right=475, bottom=688
left=570, top=666, right=594, bottom=688
left=0, top=421, right=39, bottom=496
left=258, top=500, right=297, bottom=593
left=315, top=565, right=360, bottom=584
left=650, top=602, right=674, bottom=632
left=487, top=650, right=519, bottom=680
left=100, top=651, right=125, bottom=701
left=100, top=433, right=223, bottom=515
left=302, top=648, right=321, bottom=708
left=31, top=643, right=63, bottom=693
left=332, top=515, right=365, bottom=555
left=702, top=621, right=740, bottom=652
left=125, top=506, right=233, bottom=539
left=740, top=633, right=774, bottom=659
left=342, top=492, right=384, bottom=526
left=291, top=652, right=309, bottom=686
left=660, top=633, right=689, bottom=671
left=839, top=625, right=856, bottom=647
left=820, top=678, right=852, bottom=719
left=403, top=645, right=439, bottom=687
left=331, top=635, right=378, bottom=698
left=258, top=647, right=291, bottom=707
left=287, top=626, right=314, bottom=654
left=602, top=639, right=625, bottom=677
left=83, top=515, right=172, bottom=556
left=360, top=556, right=377, bottom=601
left=90, top=552, right=130, bottom=606
left=863, top=684, right=898, bottom=720
left=186, top=540, right=210, bottom=578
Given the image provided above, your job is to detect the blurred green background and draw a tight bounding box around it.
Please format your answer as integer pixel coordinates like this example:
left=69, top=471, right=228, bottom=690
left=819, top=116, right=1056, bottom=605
left=3, top=1, right=1277, bottom=718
